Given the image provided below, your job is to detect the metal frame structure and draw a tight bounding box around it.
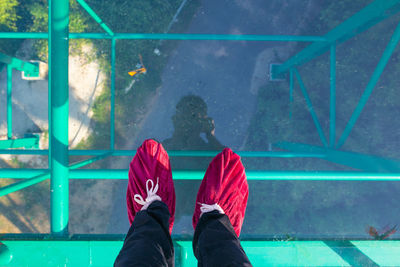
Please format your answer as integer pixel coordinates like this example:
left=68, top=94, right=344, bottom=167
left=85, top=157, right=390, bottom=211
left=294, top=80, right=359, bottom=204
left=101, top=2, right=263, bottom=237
left=1, top=0, right=400, bottom=265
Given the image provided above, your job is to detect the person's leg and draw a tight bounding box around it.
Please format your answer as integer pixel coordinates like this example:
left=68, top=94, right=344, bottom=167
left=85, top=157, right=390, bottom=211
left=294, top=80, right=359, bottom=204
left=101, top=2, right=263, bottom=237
left=114, top=201, right=174, bottom=267
left=192, top=148, right=252, bottom=266
left=114, top=139, right=176, bottom=267
left=193, top=211, right=251, bottom=266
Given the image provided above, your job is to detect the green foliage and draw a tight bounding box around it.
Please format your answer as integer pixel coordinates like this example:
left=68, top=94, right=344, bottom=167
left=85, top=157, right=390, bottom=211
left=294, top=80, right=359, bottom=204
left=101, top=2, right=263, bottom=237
left=69, top=0, right=89, bottom=33
left=28, top=0, right=90, bottom=61
left=26, top=0, right=47, bottom=60
left=79, top=0, right=200, bottom=149
left=84, top=0, right=183, bottom=87
left=0, top=0, right=22, bottom=55
left=26, top=0, right=46, bottom=32
left=0, top=0, right=200, bottom=151
left=92, top=86, right=110, bottom=124
left=0, top=0, right=20, bottom=31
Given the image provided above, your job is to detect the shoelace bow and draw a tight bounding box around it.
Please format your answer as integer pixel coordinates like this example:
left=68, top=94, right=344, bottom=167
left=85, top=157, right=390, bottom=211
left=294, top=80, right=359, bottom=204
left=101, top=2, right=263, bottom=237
left=134, top=178, right=161, bottom=211
left=198, top=202, right=225, bottom=215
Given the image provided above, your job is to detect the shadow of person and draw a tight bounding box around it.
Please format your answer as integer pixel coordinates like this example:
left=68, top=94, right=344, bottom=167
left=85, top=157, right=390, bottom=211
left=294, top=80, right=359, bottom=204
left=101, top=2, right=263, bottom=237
left=162, top=95, right=224, bottom=234
left=163, top=94, right=224, bottom=157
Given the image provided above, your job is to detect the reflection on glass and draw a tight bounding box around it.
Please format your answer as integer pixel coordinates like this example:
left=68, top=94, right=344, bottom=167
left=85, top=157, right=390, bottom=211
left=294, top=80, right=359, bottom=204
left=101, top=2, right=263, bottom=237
left=163, top=94, right=224, bottom=169
left=162, top=95, right=224, bottom=235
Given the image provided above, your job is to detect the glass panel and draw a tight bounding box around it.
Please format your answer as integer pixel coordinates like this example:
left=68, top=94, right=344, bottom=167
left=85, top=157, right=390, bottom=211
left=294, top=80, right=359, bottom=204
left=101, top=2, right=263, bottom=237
left=69, top=38, right=111, bottom=151
left=0, top=0, right=400, bottom=248
left=84, top=0, right=316, bottom=35
left=0, top=178, right=50, bottom=233
left=244, top=180, right=400, bottom=239
left=0, top=33, right=49, bottom=233
left=70, top=179, right=124, bottom=234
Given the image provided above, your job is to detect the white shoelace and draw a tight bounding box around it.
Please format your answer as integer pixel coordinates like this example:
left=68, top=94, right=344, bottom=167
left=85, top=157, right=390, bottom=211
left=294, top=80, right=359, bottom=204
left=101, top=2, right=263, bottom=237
left=134, top=178, right=161, bottom=211
left=198, top=202, right=225, bottom=216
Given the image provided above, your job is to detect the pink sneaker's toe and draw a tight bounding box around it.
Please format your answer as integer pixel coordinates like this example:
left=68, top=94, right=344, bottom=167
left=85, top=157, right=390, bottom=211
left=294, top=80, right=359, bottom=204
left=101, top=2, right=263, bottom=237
left=193, top=148, right=248, bottom=237
left=127, top=139, right=176, bottom=233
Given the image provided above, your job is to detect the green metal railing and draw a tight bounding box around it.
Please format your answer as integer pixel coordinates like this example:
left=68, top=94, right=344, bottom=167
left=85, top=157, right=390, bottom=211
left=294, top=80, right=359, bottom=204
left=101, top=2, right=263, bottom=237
left=1, top=0, right=400, bottom=265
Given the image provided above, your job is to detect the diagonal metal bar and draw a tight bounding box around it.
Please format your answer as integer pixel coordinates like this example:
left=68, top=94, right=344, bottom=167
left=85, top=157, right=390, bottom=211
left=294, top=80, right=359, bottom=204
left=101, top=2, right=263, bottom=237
left=68, top=152, right=112, bottom=169
left=0, top=153, right=112, bottom=197
left=0, top=173, right=50, bottom=197
left=336, top=21, right=400, bottom=148
left=76, top=0, right=114, bottom=36
left=274, top=0, right=400, bottom=76
left=293, top=69, right=328, bottom=147
left=0, top=53, right=39, bottom=74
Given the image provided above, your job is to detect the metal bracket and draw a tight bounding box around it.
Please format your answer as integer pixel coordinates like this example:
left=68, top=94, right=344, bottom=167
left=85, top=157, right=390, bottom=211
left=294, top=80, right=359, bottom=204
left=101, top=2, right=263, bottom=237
left=269, top=63, right=286, bottom=81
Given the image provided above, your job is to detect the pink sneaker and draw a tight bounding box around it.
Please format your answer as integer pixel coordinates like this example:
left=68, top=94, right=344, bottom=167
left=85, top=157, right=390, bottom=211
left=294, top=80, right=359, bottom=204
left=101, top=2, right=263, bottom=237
left=126, top=139, right=176, bottom=233
left=192, top=148, right=249, bottom=237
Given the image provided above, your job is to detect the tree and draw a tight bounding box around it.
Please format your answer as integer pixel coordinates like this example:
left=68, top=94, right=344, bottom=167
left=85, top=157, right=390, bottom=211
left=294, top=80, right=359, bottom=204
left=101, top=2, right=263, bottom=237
left=0, top=0, right=20, bottom=31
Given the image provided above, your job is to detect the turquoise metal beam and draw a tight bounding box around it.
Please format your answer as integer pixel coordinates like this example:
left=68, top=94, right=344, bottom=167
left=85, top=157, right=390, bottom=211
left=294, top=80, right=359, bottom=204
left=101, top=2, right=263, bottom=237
left=0, top=32, right=48, bottom=38
left=175, top=240, right=354, bottom=267
left=69, top=33, right=110, bottom=39
left=1, top=169, right=400, bottom=181
left=0, top=32, right=326, bottom=41
left=336, top=21, right=400, bottom=148
left=49, top=0, right=69, bottom=236
left=1, top=232, right=386, bottom=240
left=0, top=173, right=49, bottom=197
left=273, top=0, right=400, bottom=76
left=276, top=142, right=400, bottom=172
left=113, top=33, right=326, bottom=41
left=67, top=170, right=400, bottom=180
left=69, top=154, right=112, bottom=169
left=2, top=240, right=400, bottom=266
left=0, top=53, right=39, bottom=75
left=330, top=44, right=336, bottom=147
left=110, top=38, right=115, bottom=150
left=0, top=149, right=326, bottom=157
left=0, top=32, right=109, bottom=39
left=48, top=0, right=52, bottom=175
left=0, top=137, right=39, bottom=149
left=0, top=153, right=112, bottom=197
left=0, top=149, right=48, bottom=155
left=68, top=152, right=112, bottom=170
left=76, top=0, right=114, bottom=36
left=293, top=69, right=328, bottom=147
left=7, top=66, right=12, bottom=139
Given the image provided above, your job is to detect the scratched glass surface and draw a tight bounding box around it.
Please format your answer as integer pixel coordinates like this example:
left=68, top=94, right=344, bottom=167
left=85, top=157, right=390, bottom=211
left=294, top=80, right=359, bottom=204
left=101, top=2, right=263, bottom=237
left=0, top=0, right=399, bottom=243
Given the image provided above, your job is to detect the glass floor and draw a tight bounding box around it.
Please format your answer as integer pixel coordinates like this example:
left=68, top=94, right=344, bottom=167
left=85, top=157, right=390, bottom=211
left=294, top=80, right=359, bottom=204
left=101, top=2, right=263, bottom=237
left=1, top=0, right=400, bottom=266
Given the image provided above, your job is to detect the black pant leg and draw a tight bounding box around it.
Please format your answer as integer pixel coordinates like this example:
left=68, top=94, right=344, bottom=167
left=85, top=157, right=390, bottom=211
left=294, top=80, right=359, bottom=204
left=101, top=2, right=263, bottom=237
left=193, top=211, right=252, bottom=267
left=114, top=201, right=174, bottom=267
